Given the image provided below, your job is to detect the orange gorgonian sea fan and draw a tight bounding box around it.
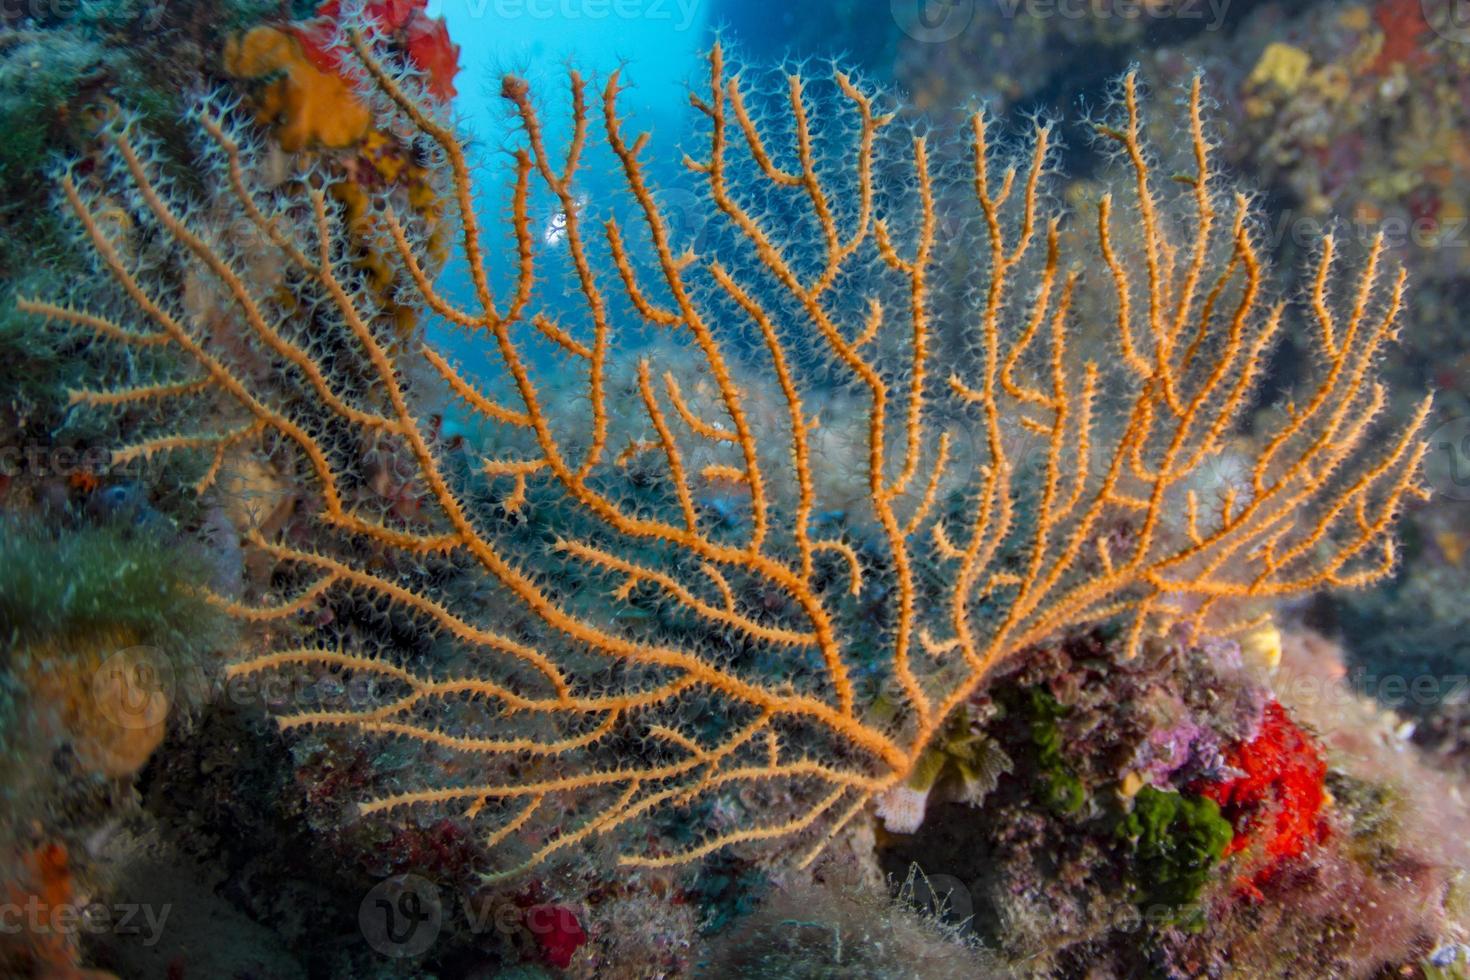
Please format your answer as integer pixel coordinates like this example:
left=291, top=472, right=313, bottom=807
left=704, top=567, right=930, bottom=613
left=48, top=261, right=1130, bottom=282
left=21, top=24, right=1429, bottom=879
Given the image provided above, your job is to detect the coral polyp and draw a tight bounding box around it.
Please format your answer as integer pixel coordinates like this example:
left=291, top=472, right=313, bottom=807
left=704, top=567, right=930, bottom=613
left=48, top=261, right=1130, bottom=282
left=22, top=16, right=1427, bottom=889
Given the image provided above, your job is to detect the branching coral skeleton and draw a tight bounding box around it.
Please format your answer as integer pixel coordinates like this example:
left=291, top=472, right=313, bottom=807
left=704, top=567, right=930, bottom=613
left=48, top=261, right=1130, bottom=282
left=21, top=20, right=1428, bottom=879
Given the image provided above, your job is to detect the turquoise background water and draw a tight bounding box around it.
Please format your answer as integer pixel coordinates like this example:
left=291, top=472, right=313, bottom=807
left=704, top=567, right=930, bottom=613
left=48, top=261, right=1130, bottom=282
left=436, top=0, right=709, bottom=152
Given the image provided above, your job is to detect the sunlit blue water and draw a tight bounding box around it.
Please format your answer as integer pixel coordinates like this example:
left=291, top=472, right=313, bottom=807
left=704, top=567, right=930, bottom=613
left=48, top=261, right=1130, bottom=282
left=427, top=0, right=712, bottom=386
left=435, top=0, right=709, bottom=154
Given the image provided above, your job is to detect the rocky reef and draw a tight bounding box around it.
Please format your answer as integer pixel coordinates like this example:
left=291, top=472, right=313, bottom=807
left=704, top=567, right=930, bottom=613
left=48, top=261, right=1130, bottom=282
left=1, top=2, right=1466, bottom=978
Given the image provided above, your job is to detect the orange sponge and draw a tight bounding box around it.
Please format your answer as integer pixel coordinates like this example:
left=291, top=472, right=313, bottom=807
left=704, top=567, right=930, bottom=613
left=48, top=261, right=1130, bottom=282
left=223, top=26, right=372, bottom=151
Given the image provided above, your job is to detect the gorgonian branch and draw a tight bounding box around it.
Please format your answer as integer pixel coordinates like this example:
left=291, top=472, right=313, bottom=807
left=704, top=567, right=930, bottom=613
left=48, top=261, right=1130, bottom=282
left=24, top=27, right=1428, bottom=877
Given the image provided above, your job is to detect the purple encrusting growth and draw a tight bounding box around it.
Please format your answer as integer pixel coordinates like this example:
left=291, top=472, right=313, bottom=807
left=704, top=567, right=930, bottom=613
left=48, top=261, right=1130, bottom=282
left=1137, top=709, right=1215, bottom=784
left=1136, top=641, right=1267, bottom=786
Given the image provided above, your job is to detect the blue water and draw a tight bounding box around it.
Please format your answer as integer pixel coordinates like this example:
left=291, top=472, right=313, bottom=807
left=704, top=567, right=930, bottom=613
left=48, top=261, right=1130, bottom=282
left=435, top=0, right=709, bottom=152
left=426, top=1, right=711, bottom=387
